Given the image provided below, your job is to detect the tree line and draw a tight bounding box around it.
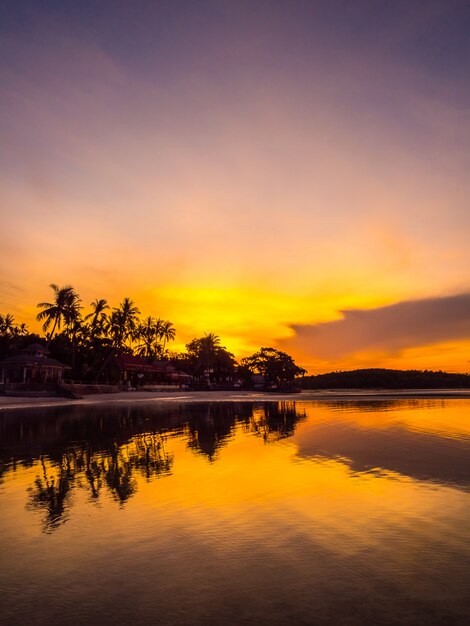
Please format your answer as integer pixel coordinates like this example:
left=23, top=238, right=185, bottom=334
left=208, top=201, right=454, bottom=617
left=301, top=368, right=470, bottom=389
left=0, top=283, right=306, bottom=387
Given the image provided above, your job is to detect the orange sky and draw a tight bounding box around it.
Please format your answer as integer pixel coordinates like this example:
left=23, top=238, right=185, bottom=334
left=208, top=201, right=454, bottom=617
left=1, top=2, right=469, bottom=373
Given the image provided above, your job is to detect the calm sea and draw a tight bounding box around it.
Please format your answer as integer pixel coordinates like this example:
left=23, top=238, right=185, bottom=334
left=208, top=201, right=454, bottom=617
left=1, top=399, right=469, bottom=625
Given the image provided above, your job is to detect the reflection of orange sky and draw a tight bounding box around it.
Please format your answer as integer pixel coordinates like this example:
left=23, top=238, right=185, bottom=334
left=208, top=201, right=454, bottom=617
left=136, top=401, right=469, bottom=557
left=297, top=400, right=470, bottom=439
left=5, top=401, right=469, bottom=560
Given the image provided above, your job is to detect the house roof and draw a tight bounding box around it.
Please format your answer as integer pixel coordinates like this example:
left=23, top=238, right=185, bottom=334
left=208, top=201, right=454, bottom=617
left=0, top=353, right=69, bottom=368
left=117, top=354, right=190, bottom=378
left=20, top=343, right=49, bottom=354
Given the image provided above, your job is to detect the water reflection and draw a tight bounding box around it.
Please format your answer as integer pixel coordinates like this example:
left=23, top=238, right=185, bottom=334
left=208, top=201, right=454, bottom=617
left=0, top=402, right=306, bottom=531
left=26, top=456, right=72, bottom=533
left=22, top=432, right=173, bottom=532
left=1, top=400, right=470, bottom=625
left=246, top=403, right=303, bottom=443
left=294, top=411, right=470, bottom=489
left=1, top=400, right=470, bottom=533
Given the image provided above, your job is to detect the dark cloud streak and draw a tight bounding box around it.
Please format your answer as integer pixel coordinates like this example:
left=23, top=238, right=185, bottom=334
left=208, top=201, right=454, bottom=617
left=286, top=293, right=470, bottom=358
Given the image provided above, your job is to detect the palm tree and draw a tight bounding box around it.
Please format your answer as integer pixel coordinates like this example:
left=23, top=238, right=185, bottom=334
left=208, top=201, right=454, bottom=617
left=110, top=298, right=140, bottom=349
left=36, top=284, right=81, bottom=347
left=0, top=313, right=16, bottom=336
left=135, top=316, right=160, bottom=358
left=159, top=320, right=176, bottom=354
left=85, top=299, right=109, bottom=342
left=16, top=323, right=28, bottom=336
left=67, top=315, right=86, bottom=374
left=201, top=332, right=220, bottom=350
left=186, top=333, right=222, bottom=381
left=94, top=298, right=140, bottom=382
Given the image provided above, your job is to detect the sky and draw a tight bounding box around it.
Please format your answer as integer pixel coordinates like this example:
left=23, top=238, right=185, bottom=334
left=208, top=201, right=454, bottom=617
left=1, top=0, right=469, bottom=372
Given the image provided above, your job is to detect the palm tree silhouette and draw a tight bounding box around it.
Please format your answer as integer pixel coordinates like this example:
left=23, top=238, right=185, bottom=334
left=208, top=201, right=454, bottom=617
left=159, top=320, right=176, bottom=355
left=36, top=284, right=81, bottom=347
left=85, top=298, right=109, bottom=342
left=0, top=313, right=16, bottom=336
left=107, top=298, right=140, bottom=350
left=135, top=316, right=160, bottom=358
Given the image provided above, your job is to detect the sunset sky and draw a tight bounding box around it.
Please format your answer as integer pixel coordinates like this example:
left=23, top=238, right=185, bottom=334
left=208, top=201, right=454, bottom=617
left=1, top=0, right=469, bottom=372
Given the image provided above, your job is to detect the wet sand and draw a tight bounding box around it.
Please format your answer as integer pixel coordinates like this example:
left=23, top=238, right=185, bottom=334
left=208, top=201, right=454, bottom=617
left=1, top=388, right=470, bottom=411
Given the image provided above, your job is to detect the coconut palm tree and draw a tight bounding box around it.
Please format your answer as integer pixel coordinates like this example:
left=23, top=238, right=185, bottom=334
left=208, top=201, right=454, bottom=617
left=85, top=299, right=109, bottom=342
left=135, top=316, right=160, bottom=358
left=16, top=323, right=28, bottom=336
left=94, top=298, right=140, bottom=382
left=185, top=333, right=222, bottom=381
left=109, top=298, right=140, bottom=350
left=159, top=320, right=176, bottom=354
left=36, top=284, right=81, bottom=347
left=0, top=313, right=16, bottom=336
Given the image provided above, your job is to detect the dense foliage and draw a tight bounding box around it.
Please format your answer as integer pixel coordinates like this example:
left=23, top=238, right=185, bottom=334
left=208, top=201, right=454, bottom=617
left=0, top=284, right=306, bottom=388
left=1, top=284, right=176, bottom=383
left=241, top=347, right=307, bottom=388
left=172, top=333, right=238, bottom=384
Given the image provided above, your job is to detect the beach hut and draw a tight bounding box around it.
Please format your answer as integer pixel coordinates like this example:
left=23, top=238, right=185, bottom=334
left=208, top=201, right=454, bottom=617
left=0, top=343, right=70, bottom=384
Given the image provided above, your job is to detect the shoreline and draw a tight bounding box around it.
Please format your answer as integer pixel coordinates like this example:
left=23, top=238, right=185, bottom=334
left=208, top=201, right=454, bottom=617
left=1, top=388, right=470, bottom=411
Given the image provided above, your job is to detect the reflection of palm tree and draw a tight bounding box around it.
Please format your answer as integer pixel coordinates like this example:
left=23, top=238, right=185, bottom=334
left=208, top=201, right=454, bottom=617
left=26, top=456, right=72, bottom=533
left=36, top=284, right=81, bottom=347
left=84, top=448, right=103, bottom=499
left=186, top=404, right=239, bottom=460
left=102, top=445, right=136, bottom=504
left=247, top=402, right=306, bottom=443
left=133, top=433, right=173, bottom=478
left=14, top=402, right=311, bottom=536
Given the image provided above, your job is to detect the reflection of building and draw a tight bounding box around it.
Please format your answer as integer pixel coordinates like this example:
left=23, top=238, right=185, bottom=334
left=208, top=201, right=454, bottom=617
left=117, top=355, right=191, bottom=387
left=0, top=343, right=70, bottom=384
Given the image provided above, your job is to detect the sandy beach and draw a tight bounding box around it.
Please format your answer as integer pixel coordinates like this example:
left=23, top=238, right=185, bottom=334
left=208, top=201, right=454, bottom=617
left=1, top=388, right=470, bottom=411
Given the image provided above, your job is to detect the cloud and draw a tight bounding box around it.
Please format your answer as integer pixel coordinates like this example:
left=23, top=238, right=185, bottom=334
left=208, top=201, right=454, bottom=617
left=284, top=293, right=470, bottom=359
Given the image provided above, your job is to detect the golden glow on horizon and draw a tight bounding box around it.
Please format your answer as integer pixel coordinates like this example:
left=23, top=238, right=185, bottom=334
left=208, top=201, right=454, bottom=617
left=6, top=283, right=470, bottom=373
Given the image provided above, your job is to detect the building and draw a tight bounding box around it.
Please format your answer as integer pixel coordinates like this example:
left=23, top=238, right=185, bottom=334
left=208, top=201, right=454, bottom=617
left=0, top=343, right=70, bottom=384
left=117, top=354, right=191, bottom=387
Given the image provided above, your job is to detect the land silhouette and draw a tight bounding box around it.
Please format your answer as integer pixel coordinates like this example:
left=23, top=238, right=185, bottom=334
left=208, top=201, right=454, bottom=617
left=302, top=368, right=470, bottom=390
left=1, top=284, right=305, bottom=389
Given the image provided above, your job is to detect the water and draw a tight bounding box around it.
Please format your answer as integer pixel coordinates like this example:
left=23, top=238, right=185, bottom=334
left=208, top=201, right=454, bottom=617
left=1, top=399, right=469, bottom=625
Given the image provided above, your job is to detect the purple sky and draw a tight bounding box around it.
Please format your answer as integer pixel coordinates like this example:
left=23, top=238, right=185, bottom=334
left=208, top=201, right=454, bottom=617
left=1, top=1, right=469, bottom=371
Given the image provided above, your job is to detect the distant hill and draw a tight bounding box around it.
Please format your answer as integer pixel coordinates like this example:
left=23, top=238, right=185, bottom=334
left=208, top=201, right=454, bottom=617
left=301, top=368, right=470, bottom=389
